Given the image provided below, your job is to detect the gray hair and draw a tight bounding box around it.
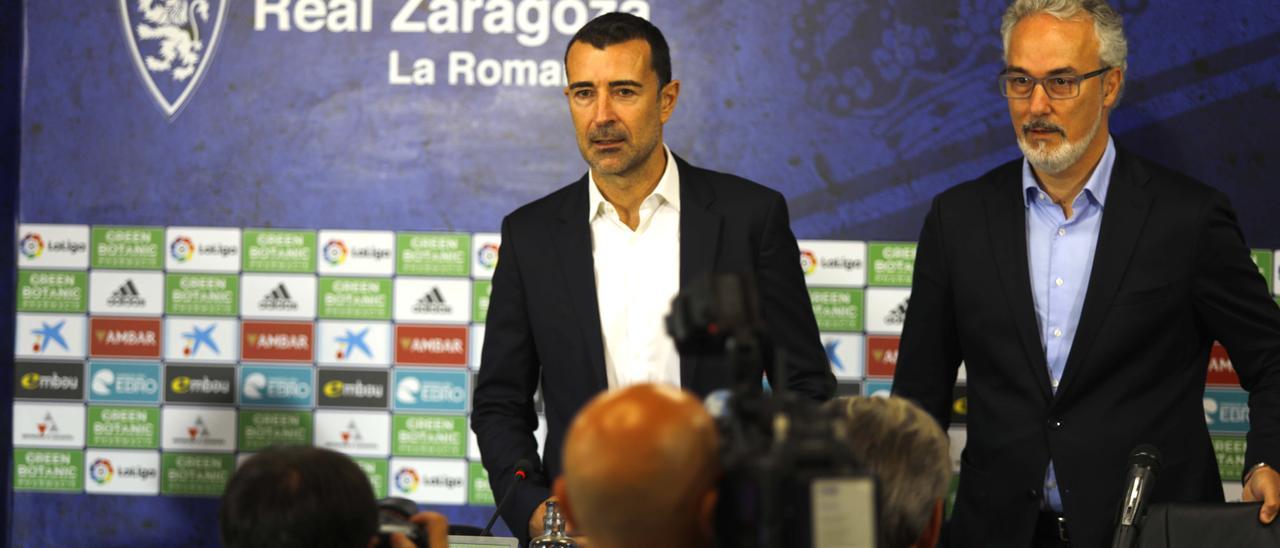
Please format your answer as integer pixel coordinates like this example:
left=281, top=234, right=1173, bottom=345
left=826, top=396, right=951, bottom=548
left=1001, top=0, right=1129, bottom=101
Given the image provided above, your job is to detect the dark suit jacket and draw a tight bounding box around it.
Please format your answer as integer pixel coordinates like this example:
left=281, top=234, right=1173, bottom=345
left=471, top=155, right=835, bottom=540
left=893, top=149, right=1280, bottom=547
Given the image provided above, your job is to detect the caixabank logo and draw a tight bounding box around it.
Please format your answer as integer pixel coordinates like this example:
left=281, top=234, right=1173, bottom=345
left=16, top=314, right=87, bottom=360
left=318, top=369, right=389, bottom=409
left=165, top=365, right=236, bottom=405
left=89, top=362, right=162, bottom=404
left=317, top=321, right=391, bottom=367
left=165, top=318, right=238, bottom=364
left=119, top=0, right=228, bottom=119
left=15, top=361, right=84, bottom=401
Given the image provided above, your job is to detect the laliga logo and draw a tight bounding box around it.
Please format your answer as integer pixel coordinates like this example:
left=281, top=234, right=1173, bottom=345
left=477, top=243, right=500, bottom=269
left=800, top=250, right=818, bottom=275
left=170, top=236, right=195, bottom=262
left=119, top=0, right=227, bottom=119
left=20, top=233, right=44, bottom=259
left=90, top=458, right=115, bottom=485
left=395, top=468, right=420, bottom=494
left=323, top=240, right=349, bottom=266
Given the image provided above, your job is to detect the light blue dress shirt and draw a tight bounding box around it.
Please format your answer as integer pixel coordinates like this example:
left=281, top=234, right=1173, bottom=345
left=1022, top=137, right=1116, bottom=512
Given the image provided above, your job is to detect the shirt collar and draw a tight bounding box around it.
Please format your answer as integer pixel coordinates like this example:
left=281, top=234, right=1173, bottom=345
left=589, top=144, right=681, bottom=221
left=1022, top=135, right=1116, bottom=209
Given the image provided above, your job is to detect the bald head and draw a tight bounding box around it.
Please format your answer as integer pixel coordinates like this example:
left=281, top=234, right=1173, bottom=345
left=554, top=384, right=720, bottom=548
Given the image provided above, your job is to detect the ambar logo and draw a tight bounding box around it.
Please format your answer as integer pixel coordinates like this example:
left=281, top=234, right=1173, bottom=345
left=15, top=362, right=84, bottom=400
left=242, top=321, right=313, bottom=362
left=866, top=336, right=900, bottom=378
left=395, top=325, right=467, bottom=366
left=1206, top=343, right=1239, bottom=387
left=90, top=318, right=162, bottom=359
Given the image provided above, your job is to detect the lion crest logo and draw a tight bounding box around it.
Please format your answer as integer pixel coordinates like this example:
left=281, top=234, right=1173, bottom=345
left=119, top=0, right=227, bottom=119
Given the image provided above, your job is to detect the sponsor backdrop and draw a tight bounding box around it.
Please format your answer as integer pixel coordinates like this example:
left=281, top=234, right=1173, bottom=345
left=8, top=0, right=1280, bottom=546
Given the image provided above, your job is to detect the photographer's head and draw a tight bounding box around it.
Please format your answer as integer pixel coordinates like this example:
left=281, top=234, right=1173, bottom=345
left=553, top=384, right=720, bottom=548
left=827, top=396, right=952, bottom=548
left=220, top=446, right=378, bottom=548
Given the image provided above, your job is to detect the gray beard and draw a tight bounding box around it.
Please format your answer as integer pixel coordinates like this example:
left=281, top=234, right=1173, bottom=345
left=1018, top=108, right=1103, bottom=175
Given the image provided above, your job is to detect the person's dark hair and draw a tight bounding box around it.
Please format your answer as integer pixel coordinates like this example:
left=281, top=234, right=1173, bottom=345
left=220, top=446, right=378, bottom=548
left=565, top=12, right=672, bottom=91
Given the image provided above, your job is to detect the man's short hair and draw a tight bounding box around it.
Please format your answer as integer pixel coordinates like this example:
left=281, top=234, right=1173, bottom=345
left=1001, top=0, right=1129, bottom=102
left=827, top=396, right=951, bottom=548
left=220, top=446, right=378, bottom=548
left=565, top=12, right=672, bottom=91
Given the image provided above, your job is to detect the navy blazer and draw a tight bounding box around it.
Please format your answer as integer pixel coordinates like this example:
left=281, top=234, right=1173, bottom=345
left=893, top=148, right=1280, bottom=547
left=471, top=155, right=836, bottom=540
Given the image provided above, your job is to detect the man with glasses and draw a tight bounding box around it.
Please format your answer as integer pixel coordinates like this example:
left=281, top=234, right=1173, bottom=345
left=893, top=1, right=1280, bottom=546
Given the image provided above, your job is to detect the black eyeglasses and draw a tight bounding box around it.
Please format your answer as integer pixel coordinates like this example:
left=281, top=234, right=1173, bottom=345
left=999, top=66, right=1111, bottom=99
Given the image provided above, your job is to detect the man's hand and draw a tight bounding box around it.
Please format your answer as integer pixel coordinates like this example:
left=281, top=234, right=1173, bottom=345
left=528, top=496, right=558, bottom=538
left=1243, top=465, right=1279, bottom=524
left=389, top=511, right=450, bottom=548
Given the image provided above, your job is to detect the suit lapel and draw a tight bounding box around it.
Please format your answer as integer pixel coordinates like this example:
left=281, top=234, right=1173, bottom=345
left=984, top=164, right=1055, bottom=403
left=676, top=157, right=723, bottom=388
left=555, top=177, right=609, bottom=391
left=1055, top=151, right=1151, bottom=397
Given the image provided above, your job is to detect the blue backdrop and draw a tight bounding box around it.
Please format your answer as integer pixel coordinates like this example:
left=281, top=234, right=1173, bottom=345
left=9, top=0, right=1280, bottom=545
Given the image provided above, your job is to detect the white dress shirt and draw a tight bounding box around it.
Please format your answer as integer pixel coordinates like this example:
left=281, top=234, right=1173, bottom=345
left=588, top=145, right=682, bottom=389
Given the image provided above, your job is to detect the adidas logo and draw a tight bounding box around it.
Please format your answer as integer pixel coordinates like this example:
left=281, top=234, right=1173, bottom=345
left=259, top=283, right=298, bottom=311
left=412, top=287, right=451, bottom=314
left=106, top=280, right=146, bottom=307
left=885, top=298, right=909, bottom=325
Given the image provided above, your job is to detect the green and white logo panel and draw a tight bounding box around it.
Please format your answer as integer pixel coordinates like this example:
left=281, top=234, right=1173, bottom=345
left=470, top=233, right=501, bottom=280
left=89, top=270, right=165, bottom=316
left=319, top=277, right=393, bottom=320
left=392, top=414, right=468, bottom=457
left=164, top=318, right=239, bottom=364
left=397, top=232, right=471, bottom=277
left=242, top=229, right=316, bottom=273
left=87, top=406, right=160, bottom=449
left=239, top=409, right=314, bottom=452
left=18, top=224, right=90, bottom=270
left=318, top=230, right=395, bottom=277
left=469, top=461, right=494, bottom=505
left=1213, top=435, right=1247, bottom=482
left=92, top=226, right=165, bottom=270
left=469, top=325, right=485, bottom=371
left=240, top=274, right=317, bottom=319
left=85, top=449, right=161, bottom=495
left=161, top=453, right=234, bottom=496
left=166, top=227, right=242, bottom=273
left=13, top=402, right=86, bottom=448
left=355, top=457, right=390, bottom=499
left=867, top=242, right=917, bottom=287
left=798, top=240, right=866, bottom=287
left=314, top=410, right=390, bottom=457
left=809, top=287, right=864, bottom=332
left=472, top=280, right=492, bottom=324
left=15, top=314, right=87, bottom=360
left=161, top=407, right=237, bottom=453
left=14, top=448, right=84, bottom=492
left=394, top=278, right=472, bottom=324
left=865, top=288, right=911, bottom=335
left=166, top=273, right=239, bottom=316
left=17, top=271, right=88, bottom=313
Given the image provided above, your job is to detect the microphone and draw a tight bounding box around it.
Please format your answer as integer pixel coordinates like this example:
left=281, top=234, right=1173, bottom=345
left=1111, top=444, right=1162, bottom=548
left=480, top=458, right=535, bottom=536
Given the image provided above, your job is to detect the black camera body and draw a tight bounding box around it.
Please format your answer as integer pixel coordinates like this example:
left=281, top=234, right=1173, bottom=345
left=667, top=273, right=877, bottom=548
left=374, top=497, right=428, bottom=548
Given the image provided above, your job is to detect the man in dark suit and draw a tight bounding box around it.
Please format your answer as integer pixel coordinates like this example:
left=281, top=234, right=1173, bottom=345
left=893, top=1, right=1280, bottom=546
left=471, top=12, right=835, bottom=541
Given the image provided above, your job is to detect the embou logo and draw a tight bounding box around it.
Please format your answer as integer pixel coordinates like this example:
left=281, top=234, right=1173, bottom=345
left=119, top=0, right=228, bottom=119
